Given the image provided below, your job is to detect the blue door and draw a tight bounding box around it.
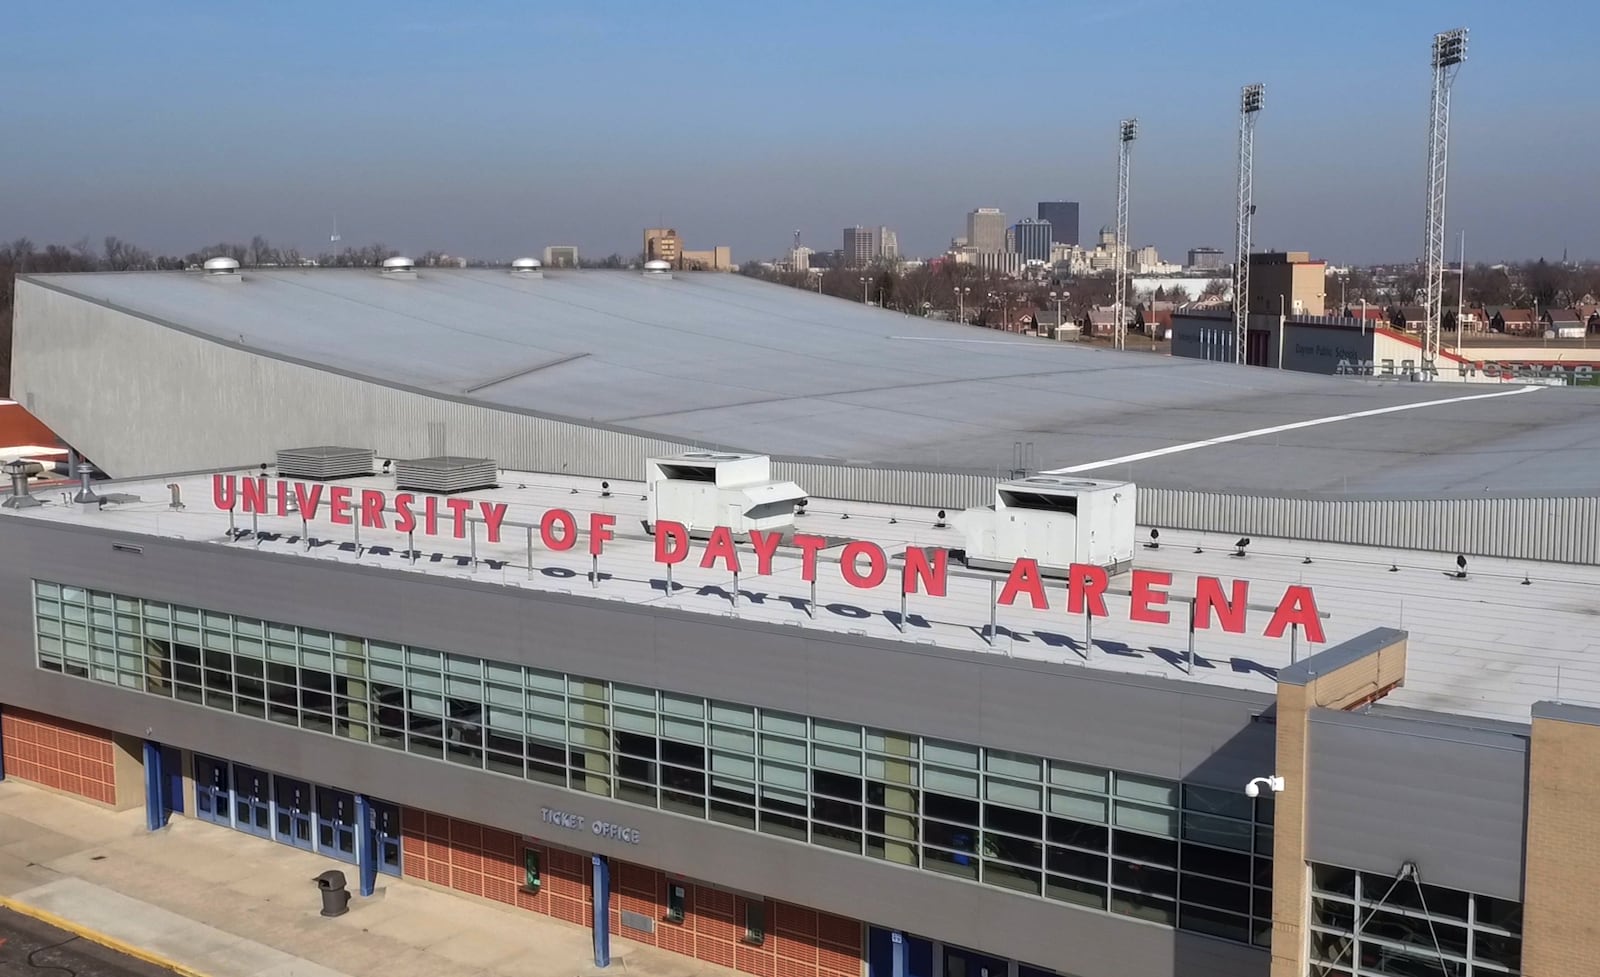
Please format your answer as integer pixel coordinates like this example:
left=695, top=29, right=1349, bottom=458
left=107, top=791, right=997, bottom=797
left=371, top=799, right=403, bottom=877
left=316, top=787, right=357, bottom=863
left=233, top=764, right=273, bottom=838
left=194, top=755, right=231, bottom=826
left=274, top=776, right=315, bottom=850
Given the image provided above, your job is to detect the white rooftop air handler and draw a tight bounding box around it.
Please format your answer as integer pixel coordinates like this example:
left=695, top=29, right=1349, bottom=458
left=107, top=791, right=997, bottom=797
left=646, top=452, right=805, bottom=537
left=957, top=476, right=1136, bottom=576
left=643, top=259, right=673, bottom=279
left=201, top=256, right=241, bottom=284
left=380, top=256, right=417, bottom=280
left=510, top=257, right=544, bottom=279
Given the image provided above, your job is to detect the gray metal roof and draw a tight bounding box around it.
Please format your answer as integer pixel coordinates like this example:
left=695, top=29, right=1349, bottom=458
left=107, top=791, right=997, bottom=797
left=27, top=269, right=1600, bottom=497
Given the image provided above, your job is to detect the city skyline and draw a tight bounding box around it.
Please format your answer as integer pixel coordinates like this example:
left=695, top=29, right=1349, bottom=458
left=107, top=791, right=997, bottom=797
left=1, top=1, right=1597, bottom=265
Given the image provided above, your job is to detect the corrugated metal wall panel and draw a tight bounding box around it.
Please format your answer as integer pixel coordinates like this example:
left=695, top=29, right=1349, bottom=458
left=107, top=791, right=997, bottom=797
left=1139, top=487, right=1600, bottom=564
left=13, top=282, right=1597, bottom=563
left=1308, top=709, right=1528, bottom=900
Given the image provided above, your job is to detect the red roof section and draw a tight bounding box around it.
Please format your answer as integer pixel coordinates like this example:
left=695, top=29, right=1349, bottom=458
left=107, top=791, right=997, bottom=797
left=0, top=401, right=60, bottom=448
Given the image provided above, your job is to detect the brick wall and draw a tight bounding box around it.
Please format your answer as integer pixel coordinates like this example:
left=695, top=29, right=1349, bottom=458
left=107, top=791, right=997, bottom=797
left=0, top=706, right=118, bottom=805
left=399, top=807, right=591, bottom=927
left=1522, top=709, right=1600, bottom=977
left=398, top=805, right=863, bottom=977
left=610, top=861, right=862, bottom=977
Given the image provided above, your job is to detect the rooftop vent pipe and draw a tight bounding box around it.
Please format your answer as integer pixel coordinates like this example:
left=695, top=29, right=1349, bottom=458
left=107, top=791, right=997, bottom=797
left=202, top=256, right=242, bottom=284
left=73, top=463, right=101, bottom=504
left=1, top=460, right=44, bottom=509
left=511, top=257, right=544, bottom=279
left=380, top=256, right=417, bottom=280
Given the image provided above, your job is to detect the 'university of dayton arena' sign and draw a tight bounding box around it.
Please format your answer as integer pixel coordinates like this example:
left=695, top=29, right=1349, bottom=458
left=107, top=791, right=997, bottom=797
left=1336, top=357, right=1596, bottom=383
left=213, top=474, right=1326, bottom=643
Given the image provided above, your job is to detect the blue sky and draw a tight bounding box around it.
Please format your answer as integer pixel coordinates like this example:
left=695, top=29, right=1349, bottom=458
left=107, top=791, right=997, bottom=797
left=1, top=1, right=1595, bottom=264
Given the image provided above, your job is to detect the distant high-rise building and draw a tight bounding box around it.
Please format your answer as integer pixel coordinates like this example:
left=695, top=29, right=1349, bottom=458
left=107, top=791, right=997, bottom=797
left=1187, top=247, right=1226, bottom=271
left=542, top=246, right=579, bottom=268
left=788, top=246, right=813, bottom=273
left=843, top=226, right=878, bottom=268
left=1009, top=219, right=1053, bottom=262
left=878, top=227, right=898, bottom=262
left=966, top=208, right=1006, bottom=253
left=643, top=228, right=682, bottom=266
left=1037, top=201, right=1081, bottom=247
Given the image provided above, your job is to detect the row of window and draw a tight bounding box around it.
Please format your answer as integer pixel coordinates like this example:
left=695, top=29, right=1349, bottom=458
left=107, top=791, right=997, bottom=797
left=1308, top=863, right=1522, bottom=977
left=33, top=582, right=1276, bottom=947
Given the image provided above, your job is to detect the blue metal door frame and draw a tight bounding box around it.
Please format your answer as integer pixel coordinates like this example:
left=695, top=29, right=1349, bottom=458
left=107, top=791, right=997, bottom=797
left=142, top=741, right=167, bottom=830
left=233, top=764, right=273, bottom=838
left=371, top=800, right=402, bottom=878
left=316, top=786, right=357, bottom=865
left=591, top=855, right=611, bottom=968
left=162, top=746, right=184, bottom=814
left=355, top=794, right=377, bottom=897
left=274, top=776, right=315, bottom=851
left=194, top=754, right=231, bottom=826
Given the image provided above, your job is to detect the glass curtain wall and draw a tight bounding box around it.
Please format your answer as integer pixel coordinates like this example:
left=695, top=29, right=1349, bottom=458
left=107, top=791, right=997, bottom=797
left=1309, top=863, right=1523, bottom=977
left=34, top=580, right=1277, bottom=947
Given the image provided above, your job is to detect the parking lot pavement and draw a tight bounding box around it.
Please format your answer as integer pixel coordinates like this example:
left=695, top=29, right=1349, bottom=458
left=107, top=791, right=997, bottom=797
left=0, top=907, right=176, bottom=977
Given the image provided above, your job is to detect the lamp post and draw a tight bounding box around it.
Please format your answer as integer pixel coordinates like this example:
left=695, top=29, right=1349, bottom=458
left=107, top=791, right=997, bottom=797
left=860, top=276, right=870, bottom=305
left=955, top=286, right=971, bottom=323
left=1278, top=293, right=1287, bottom=370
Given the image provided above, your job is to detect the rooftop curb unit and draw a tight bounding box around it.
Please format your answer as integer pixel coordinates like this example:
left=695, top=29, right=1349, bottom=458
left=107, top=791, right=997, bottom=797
left=276, top=446, right=375, bottom=480
left=957, top=476, right=1136, bottom=576
left=645, top=452, right=805, bottom=536
left=395, top=456, right=498, bottom=494
left=510, top=257, right=544, bottom=279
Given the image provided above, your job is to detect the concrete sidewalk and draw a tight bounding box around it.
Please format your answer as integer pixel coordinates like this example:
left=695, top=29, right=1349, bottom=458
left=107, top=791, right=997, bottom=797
left=0, top=780, right=738, bottom=977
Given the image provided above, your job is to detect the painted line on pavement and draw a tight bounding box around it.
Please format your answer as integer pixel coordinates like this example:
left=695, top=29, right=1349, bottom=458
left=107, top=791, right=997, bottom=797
left=1041, top=385, right=1544, bottom=474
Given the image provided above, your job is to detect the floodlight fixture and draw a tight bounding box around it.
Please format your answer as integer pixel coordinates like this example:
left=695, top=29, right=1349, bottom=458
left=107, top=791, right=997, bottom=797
left=1433, top=28, right=1468, bottom=69
left=1241, top=83, right=1264, bottom=114
left=1119, top=119, right=1139, bottom=143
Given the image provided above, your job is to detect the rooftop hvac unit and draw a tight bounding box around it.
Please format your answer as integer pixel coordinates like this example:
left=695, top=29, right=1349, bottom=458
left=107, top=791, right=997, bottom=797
left=394, top=456, right=498, bottom=494
left=277, top=446, right=376, bottom=480
left=510, top=257, right=544, bottom=279
left=956, top=476, right=1136, bottom=576
left=645, top=452, right=805, bottom=536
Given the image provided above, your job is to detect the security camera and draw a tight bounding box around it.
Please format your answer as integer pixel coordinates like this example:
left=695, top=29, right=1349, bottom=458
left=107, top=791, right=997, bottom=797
left=1245, top=775, right=1284, bottom=798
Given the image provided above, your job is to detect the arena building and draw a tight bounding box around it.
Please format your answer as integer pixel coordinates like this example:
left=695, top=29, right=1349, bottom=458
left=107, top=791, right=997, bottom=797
left=6, top=263, right=1600, bottom=977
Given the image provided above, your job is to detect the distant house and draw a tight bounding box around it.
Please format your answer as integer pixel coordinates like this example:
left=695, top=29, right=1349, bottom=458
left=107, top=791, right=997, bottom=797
left=1137, top=307, right=1173, bottom=340
left=1490, top=308, right=1539, bottom=335
left=1033, top=310, right=1079, bottom=340
left=1543, top=308, right=1585, bottom=337
left=1388, top=305, right=1427, bottom=330
left=1082, top=307, right=1119, bottom=337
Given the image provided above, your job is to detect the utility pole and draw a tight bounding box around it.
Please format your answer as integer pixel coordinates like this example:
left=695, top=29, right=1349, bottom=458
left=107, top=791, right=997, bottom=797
left=1422, top=28, right=1468, bottom=377
left=1114, top=119, right=1138, bottom=351
left=1234, top=84, right=1264, bottom=364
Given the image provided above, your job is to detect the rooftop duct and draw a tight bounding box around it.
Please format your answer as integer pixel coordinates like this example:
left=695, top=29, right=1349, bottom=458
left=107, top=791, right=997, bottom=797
left=957, top=475, right=1136, bottom=576
left=202, top=256, right=241, bottom=284
left=394, top=456, right=498, bottom=494
left=645, top=452, right=805, bottom=537
left=1, top=459, right=44, bottom=509
left=73, top=462, right=102, bottom=504
left=642, top=259, right=673, bottom=279
left=276, top=446, right=376, bottom=480
left=510, top=257, right=544, bottom=279
left=380, top=256, right=417, bottom=280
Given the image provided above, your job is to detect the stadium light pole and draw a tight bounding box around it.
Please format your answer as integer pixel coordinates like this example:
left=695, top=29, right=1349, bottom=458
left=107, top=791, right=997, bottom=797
left=1234, top=84, right=1264, bottom=365
left=1114, top=118, right=1138, bottom=351
left=1422, top=28, right=1468, bottom=377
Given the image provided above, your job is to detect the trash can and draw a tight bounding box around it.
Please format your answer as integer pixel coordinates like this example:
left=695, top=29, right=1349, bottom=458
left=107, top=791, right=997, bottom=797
left=314, top=869, right=351, bottom=917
